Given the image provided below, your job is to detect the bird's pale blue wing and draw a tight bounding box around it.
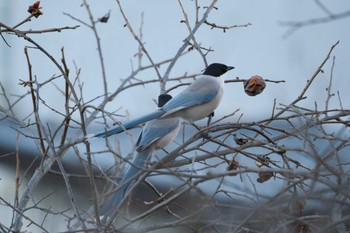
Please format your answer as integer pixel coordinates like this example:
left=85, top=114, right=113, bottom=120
left=136, top=118, right=180, bottom=152
left=162, top=76, right=220, bottom=114
left=100, top=118, right=181, bottom=218
left=100, top=149, right=151, bottom=218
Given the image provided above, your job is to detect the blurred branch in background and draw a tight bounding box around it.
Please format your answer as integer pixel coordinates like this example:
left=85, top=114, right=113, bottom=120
left=280, top=1, right=350, bottom=38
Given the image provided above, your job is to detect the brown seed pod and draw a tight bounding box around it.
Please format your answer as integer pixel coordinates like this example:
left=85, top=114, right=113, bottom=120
left=257, top=171, right=273, bottom=183
left=244, top=75, right=266, bottom=96
left=28, top=1, right=43, bottom=18
left=227, top=158, right=239, bottom=176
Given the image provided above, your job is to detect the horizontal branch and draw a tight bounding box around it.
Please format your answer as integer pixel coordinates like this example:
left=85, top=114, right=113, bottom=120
left=0, top=22, right=80, bottom=34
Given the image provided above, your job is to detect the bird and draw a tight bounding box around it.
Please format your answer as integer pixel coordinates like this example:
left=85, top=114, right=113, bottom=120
left=99, top=94, right=182, bottom=220
left=88, top=63, right=234, bottom=139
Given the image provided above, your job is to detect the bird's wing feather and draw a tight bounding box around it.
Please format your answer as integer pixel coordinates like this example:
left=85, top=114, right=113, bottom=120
left=92, top=109, right=165, bottom=138
left=162, top=76, right=220, bottom=115
left=100, top=118, right=181, bottom=219
left=100, top=149, right=151, bottom=219
left=136, top=118, right=180, bottom=152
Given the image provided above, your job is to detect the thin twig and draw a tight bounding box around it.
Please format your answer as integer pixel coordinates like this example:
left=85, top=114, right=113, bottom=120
left=325, top=56, right=336, bottom=112
left=162, top=0, right=219, bottom=92
left=204, top=20, right=252, bottom=32
left=15, top=134, right=21, bottom=210
left=280, top=10, right=350, bottom=38
left=82, top=0, right=108, bottom=96
left=24, top=47, right=46, bottom=155
left=59, top=47, right=71, bottom=149
left=116, top=0, right=162, bottom=84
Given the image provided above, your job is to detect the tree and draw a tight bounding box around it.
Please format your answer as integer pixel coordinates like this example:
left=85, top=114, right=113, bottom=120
left=0, top=1, right=349, bottom=232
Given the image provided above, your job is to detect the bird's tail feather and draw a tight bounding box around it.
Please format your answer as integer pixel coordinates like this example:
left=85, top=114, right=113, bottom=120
left=100, top=149, right=152, bottom=218
left=92, top=109, right=165, bottom=138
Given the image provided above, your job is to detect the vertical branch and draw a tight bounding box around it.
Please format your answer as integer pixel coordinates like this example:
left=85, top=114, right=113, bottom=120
left=325, top=56, right=336, bottom=112
left=59, top=47, right=71, bottom=148
left=11, top=25, right=91, bottom=233
left=137, top=12, right=145, bottom=68
left=195, top=0, right=199, bottom=24
left=178, top=0, right=208, bottom=67
left=60, top=44, right=100, bottom=226
left=64, top=3, right=102, bottom=225
left=115, top=0, right=162, bottom=82
left=52, top=148, right=88, bottom=231
left=15, top=135, right=20, bottom=209
left=85, top=141, right=101, bottom=226
left=56, top=47, right=88, bottom=229
left=298, top=41, right=339, bottom=99
left=24, top=47, right=46, bottom=156
left=81, top=0, right=108, bottom=96
left=0, top=83, right=15, bottom=116
left=256, top=40, right=340, bottom=136
left=161, top=0, right=218, bottom=93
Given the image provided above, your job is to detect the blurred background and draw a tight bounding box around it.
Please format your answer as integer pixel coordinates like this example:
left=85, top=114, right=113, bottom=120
left=1, top=1, right=350, bottom=232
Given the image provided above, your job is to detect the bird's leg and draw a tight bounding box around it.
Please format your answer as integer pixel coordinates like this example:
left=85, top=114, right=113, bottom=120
left=191, top=123, right=211, bottom=140
left=160, top=148, right=176, bottom=162
left=207, top=111, right=214, bottom=126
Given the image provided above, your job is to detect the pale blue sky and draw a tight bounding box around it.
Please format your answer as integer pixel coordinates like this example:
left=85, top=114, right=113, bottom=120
left=1, top=1, right=349, bottom=127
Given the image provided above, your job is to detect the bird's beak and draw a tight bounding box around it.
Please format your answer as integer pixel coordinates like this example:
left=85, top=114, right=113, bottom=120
left=227, top=66, right=235, bottom=71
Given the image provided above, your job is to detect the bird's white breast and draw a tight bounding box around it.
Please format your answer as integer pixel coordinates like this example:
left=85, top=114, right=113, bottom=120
left=180, top=75, right=224, bottom=122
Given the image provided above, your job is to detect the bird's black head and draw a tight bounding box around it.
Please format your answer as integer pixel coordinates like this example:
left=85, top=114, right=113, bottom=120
left=203, top=63, right=234, bottom=77
left=158, top=94, right=172, bottom=107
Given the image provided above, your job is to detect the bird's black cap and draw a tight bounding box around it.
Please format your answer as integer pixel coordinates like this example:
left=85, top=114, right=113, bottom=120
left=203, top=63, right=234, bottom=77
left=158, top=94, right=173, bottom=107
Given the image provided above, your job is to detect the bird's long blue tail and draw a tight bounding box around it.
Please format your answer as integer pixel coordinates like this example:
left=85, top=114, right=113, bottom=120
left=90, top=109, right=165, bottom=138
left=100, top=149, right=151, bottom=217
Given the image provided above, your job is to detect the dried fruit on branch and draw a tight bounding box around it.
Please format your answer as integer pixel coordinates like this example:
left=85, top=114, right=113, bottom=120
left=227, top=158, right=239, bottom=176
left=244, top=75, right=266, bottom=96
left=257, top=171, right=273, bottom=183
left=28, top=1, right=43, bottom=18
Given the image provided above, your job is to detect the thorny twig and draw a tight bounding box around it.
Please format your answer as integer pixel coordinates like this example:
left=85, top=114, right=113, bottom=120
left=204, top=20, right=252, bottom=32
